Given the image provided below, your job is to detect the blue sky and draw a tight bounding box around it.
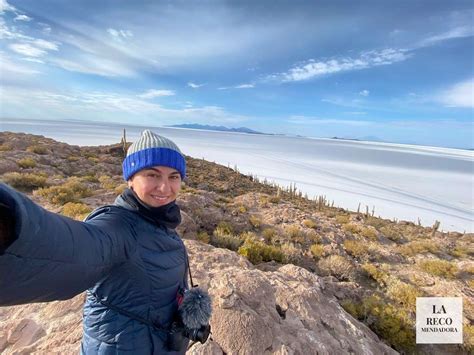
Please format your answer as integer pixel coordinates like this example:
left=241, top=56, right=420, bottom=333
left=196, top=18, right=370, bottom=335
left=0, top=0, right=473, bottom=149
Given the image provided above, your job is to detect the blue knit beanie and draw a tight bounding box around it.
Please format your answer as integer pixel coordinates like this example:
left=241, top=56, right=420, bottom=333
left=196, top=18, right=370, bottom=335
left=122, top=130, right=186, bottom=180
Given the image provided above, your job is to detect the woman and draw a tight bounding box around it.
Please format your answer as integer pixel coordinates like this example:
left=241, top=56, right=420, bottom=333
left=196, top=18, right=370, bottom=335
left=0, top=130, right=200, bottom=354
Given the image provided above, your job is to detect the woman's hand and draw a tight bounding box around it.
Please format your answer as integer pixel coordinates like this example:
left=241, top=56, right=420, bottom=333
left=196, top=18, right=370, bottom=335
left=0, top=203, right=14, bottom=254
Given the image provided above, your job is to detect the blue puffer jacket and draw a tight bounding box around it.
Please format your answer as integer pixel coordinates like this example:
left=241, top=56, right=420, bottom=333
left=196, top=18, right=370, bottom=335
left=0, top=183, right=189, bottom=354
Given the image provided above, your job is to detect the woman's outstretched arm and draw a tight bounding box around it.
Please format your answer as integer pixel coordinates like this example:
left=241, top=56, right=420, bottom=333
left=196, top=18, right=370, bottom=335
left=0, top=183, right=137, bottom=306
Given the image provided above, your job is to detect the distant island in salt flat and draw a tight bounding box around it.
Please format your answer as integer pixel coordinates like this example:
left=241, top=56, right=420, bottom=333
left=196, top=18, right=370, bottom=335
left=166, top=123, right=264, bottom=135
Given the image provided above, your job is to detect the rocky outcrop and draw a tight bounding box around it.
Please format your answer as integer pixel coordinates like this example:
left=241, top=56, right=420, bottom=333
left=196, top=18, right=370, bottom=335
left=0, top=240, right=397, bottom=354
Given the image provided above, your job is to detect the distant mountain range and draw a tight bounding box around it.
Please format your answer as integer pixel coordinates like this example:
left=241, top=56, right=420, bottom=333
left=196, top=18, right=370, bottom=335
left=166, top=123, right=264, bottom=135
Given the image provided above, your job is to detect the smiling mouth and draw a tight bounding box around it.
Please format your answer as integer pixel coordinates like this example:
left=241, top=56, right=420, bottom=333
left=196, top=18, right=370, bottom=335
left=151, top=195, right=169, bottom=202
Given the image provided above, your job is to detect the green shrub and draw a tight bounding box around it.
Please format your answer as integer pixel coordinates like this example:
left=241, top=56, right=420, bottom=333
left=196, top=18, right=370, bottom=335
left=197, top=231, right=210, bottom=244
left=238, top=236, right=284, bottom=264
left=309, top=244, right=325, bottom=259
left=211, top=222, right=241, bottom=251
left=341, top=296, right=415, bottom=353
left=418, top=259, right=459, bottom=279
left=1, top=172, right=48, bottom=190
left=386, top=279, right=422, bottom=310
left=318, top=255, right=354, bottom=281
left=344, top=240, right=369, bottom=258
left=34, top=177, right=92, bottom=205
left=237, top=205, right=247, bottom=213
left=17, top=157, right=36, bottom=169
left=361, top=263, right=390, bottom=286
left=61, top=202, right=92, bottom=220
left=26, top=145, right=48, bottom=155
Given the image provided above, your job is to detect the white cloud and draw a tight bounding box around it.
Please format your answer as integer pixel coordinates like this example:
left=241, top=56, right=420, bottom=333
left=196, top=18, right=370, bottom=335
left=187, top=82, right=204, bottom=88
left=272, top=48, right=411, bottom=82
left=0, top=52, right=40, bottom=75
left=438, top=78, right=473, bottom=108
left=138, top=89, right=175, bottom=99
left=235, top=84, right=254, bottom=89
left=107, top=28, right=133, bottom=40
left=9, top=43, right=46, bottom=57
left=52, top=56, right=136, bottom=77
left=14, top=14, right=31, bottom=22
left=417, top=26, right=474, bottom=48
left=359, top=90, right=369, bottom=96
left=34, top=39, right=59, bottom=51
left=0, top=0, right=15, bottom=13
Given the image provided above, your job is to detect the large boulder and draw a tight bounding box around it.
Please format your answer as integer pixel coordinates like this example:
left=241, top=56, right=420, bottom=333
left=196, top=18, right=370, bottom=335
left=0, top=241, right=397, bottom=354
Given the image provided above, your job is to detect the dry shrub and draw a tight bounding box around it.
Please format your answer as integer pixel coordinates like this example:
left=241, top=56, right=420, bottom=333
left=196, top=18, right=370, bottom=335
left=17, top=157, right=36, bottom=169
left=248, top=215, right=261, bottom=229
left=360, top=226, right=378, bottom=240
left=303, top=219, right=317, bottom=229
left=114, top=183, right=128, bottom=195
left=379, top=225, right=404, bottom=242
left=344, top=240, right=369, bottom=258
left=197, top=231, right=210, bottom=244
left=26, top=145, right=48, bottom=155
left=309, top=244, right=325, bottom=260
left=280, top=242, right=302, bottom=264
left=0, top=143, right=12, bottom=151
left=365, top=216, right=389, bottom=229
left=61, top=202, right=92, bottom=220
left=318, top=255, right=354, bottom=281
left=418, top=259, right=459, bottom=279
left=268, top=196, right=280, bottom=203
left=342, top=222, right=361, bottom=234
left=306, top=229, right=321, bottom=243
left=262, top=228, right=277, bottom=243
left=98, top=175, right=116, bottom=190
left=1, top=172, right=48, bottom=190
left=285, top=225, right=306, bottom=244
left=398, top=240, right=440, bottom=257
left=34, top=177, right=92, bottom=205
left=335, top=214, right=350, bottom=224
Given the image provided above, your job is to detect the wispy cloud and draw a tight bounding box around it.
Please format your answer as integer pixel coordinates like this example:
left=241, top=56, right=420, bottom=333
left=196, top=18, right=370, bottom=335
left=0, top=52, right=40, bottom=75
left=107, top=28, right=133, bottom=40
left=138, top=89, right=175, bottom=99
left=437, top=78, right=473, bottom=108
left=14, top=14, right=31, bottom=22
left=235, top=84, right=254, bottom=89
left=0, top=0, right=15, bottom=13
left=188, top=82, right=205, bottom=89
left=9, top=43, right=46, bottom=57
left=270, top=48, right=411, bottom=82
left=218, top=83, right=255, bottom=90
left=416, top=26, right=474, bottom=48
left=359, top=90, right=369, bottom=96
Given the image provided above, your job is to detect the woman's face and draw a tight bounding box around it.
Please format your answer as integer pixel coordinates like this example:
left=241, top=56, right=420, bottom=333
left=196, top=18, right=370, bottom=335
left=128, top=166, right=182, bottom=207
